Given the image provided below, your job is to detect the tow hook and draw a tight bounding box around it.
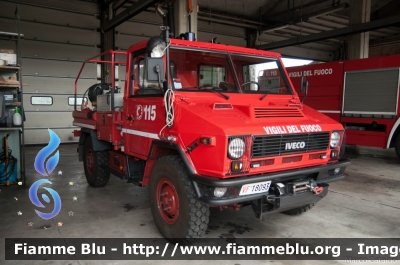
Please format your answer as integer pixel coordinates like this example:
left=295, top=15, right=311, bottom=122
left=313, top=186, right=324, bottom=195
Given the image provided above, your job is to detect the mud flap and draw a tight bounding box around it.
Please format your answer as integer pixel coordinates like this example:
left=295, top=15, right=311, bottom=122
left=78, top=130, right=112, bottom=161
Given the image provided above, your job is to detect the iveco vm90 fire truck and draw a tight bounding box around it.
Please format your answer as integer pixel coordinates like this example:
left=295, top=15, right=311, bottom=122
left=73, top=29, right=349, bottom=242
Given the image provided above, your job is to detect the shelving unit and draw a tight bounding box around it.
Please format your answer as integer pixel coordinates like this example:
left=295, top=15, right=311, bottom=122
left=0, top=7, right=25, bottom=186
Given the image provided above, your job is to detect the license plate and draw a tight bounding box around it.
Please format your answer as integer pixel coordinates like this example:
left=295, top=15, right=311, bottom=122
left=239, top=181, right=271, bottom=196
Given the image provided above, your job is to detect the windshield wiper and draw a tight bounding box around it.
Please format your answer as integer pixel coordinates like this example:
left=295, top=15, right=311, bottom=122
left=200, top=87, right=230, bottom=100
left=259, top=92, right=270, bottom=101
left=181, top=86, right=230, bottom=100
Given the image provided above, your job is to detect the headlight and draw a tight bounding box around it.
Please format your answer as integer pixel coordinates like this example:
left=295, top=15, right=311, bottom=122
left=228, top=138, right=246, bottom=159
left=330, top=132, right=340, bottom=148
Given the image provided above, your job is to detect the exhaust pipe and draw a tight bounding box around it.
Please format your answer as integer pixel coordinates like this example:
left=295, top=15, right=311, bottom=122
left=156, top=3, right=174, bottom=38
left=156, top=5, right=168, bottom=29
left=167, top=2, right=175, bottom=37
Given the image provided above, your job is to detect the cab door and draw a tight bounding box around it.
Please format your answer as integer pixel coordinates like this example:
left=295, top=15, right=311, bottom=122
left=123, top=51, right=165, bottom=159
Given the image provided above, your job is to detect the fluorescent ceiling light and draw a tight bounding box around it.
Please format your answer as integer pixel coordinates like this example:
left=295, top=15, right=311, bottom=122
left=263, top=24, right=290, bottom=33
left=309, top=6, right=347, bottom=19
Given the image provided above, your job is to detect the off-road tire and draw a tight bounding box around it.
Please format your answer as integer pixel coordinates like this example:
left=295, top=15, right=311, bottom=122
left=149, top=155, right=209, bottom=243
left=395, top=134, right=400, bottom=159
left=282, top=203, right=315, bottom=216
left=83, top=138, right=110, bottom=187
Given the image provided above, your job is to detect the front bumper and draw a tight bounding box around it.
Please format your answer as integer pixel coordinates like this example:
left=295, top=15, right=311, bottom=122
left=189, top=158, right=350, bottom=207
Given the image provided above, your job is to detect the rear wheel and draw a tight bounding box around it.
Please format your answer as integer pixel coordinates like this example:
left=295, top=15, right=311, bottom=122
left=149, top=156, right=209, bottom=243
left=395, top=134, right=400, bottom=159
left=282, top=203, right=315, bottom=216
left=83, top=138, right=110, bottom=187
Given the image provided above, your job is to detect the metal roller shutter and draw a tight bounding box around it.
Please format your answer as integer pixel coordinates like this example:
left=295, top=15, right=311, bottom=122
left=0, top=0, right=99, bottom=144
left=343, top=69, right=399, bottom=116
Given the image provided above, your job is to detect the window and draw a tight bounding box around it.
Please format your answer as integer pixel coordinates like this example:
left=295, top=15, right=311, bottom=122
left=129, top=49, right=150, bottom=97
left=230, top=54, right=293, bottom=95
left=199, top=65, right=226, bottom=87
left=68, top=96, right=87, bottom=106
left=169, top=48, right=237, bottom=92
left=138, top=58, right=145, bottom=88
left=31, top=96, right=53, bottom=105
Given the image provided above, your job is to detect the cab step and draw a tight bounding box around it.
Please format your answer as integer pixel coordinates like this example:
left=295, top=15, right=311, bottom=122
left=102, top=165, right=144, bottom=187
left=126, top=159, right=144, bottom=186
left=101, top=165, right=127, bottom=180
left=127, top=174, right=143, bottom=186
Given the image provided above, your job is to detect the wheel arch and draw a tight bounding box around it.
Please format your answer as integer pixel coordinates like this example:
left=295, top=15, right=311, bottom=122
left=387, top=118, right=400, bottom=148
left=142, top=140, right=196, bottom=186
left=78, top=128, right=113, bottom=161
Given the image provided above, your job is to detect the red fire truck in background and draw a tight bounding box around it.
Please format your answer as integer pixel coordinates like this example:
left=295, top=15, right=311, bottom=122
left=73, top=27, right=349, bottom=242
left=262, top=55, right=400, bottom=159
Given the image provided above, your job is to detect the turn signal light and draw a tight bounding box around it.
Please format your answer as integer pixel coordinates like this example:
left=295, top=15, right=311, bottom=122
left=331, top=150, right=339, bottom=159
left=231, top=161, right=243, bottom=172
left=200, top=137, right=211, bottom=145
left=199, top=136, right=216, bottom=146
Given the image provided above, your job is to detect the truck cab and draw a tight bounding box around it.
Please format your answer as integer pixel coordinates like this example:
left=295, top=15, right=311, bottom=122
left=73, top=32, right=349, bottom=242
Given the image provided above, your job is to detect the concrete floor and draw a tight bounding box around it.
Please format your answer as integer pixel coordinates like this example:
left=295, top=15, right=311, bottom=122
left=1, top=144, right=399, bottom=265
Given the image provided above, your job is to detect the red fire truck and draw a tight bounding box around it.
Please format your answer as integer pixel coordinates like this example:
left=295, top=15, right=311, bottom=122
left=73, top=28, right=349, bottom=242
left=282, top=55, right=400, bottom=159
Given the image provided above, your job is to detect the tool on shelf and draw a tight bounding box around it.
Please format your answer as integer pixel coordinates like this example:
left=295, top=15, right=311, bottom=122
left=0, top=134, right=17, bottom=185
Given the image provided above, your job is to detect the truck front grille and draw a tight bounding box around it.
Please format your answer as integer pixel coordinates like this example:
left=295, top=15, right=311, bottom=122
left=252, top=132, right=330, bottom=158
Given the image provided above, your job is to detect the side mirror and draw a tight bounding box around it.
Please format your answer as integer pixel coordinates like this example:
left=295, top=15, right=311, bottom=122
left=146, top=57, right=164, bottom=82
left=300, top=76, right=308, bottom=103
left=300, top=76, right=308, bottom=93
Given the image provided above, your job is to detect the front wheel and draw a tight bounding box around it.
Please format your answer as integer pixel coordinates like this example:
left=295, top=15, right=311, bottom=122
left=148, top=156, right=209, bottom=243
left=83, top=137, right=110, bottom=187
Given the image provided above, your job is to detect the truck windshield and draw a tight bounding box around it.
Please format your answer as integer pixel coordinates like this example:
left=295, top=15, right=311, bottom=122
left=168, top=48, right=293, bottom=95
left=230, top=54, right=293, bottom=95
left=169, top=48, right=239, bottom=92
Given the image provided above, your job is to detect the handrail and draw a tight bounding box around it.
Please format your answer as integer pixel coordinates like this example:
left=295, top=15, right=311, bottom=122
left=74, top=50, right=127, bottom=111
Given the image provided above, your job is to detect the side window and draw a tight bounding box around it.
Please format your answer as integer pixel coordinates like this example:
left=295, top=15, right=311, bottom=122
left=135, top=56, right=164, bottom=96
left=137, top=57, right=176, bottom=88
left=129, top=49, right=150, bottom=97
left=129, top=53, right=136, bottom=96
left=199, top=65, right=226, bottom=87
left=138, top=58, right=145, bottom=88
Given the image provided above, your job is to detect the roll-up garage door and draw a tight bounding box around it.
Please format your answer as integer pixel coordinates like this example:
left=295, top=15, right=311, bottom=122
left=0, top=0, right=99, bottom=144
